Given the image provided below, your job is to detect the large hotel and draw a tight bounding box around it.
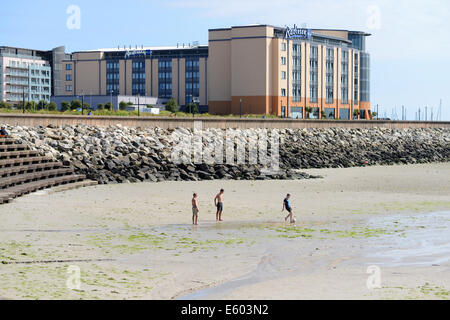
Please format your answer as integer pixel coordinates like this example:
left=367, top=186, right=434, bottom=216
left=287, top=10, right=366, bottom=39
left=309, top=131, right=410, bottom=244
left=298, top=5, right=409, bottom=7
left=2, top=24, right=371, bottom=119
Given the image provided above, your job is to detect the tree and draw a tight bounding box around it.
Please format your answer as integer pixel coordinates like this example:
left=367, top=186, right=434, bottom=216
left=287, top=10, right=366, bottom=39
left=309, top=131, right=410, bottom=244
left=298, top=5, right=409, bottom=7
left=146, top=104, right=153, bottom=109
left=47, top=102, right=57, bottom=111
left=97, top=103, right=104, bottom=110
left=321, top=110, right=327, bottom=119
left=372, top=112, right=378, bottom=119
left=83, top=102, right=91, bottom=111
left=71, top=100, right=82, bottom=110
left=25, top=101, right=35, bottom=110
left=37, top=100, right=48, bottom=110
left=0, top=101, right=13, bottom=110
left=60, top=101, right=70, bottom=112
left=186, top=103, right=199, bottom=114
left=353, top=109, right=360, bottom=120
left=105, top=102, right=113, bottom=111
left=119, top=101, right=128, bottom=110
left=305, top=107, right=313, bottom=119
left=165, top=98, right=179, bottom=113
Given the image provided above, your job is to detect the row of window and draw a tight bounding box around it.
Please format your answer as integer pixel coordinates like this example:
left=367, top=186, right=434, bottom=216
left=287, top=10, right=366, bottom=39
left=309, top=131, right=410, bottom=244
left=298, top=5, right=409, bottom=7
left=132, top=61, right=145, bottom=69
left=132, top=73, right=145, bottom=80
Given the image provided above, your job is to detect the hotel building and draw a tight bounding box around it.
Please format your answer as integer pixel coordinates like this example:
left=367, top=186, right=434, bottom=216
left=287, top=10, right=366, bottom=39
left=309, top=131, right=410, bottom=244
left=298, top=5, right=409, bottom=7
left=0, top=46, right=66, bottom=105
left=59, top=45, right=209, bottom=110
left=208, top=25, right=371, bottom=119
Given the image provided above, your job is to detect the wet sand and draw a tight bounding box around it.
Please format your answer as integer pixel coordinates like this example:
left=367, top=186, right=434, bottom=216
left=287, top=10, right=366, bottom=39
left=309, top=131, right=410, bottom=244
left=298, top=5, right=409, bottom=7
left=0, top=163, right=449, bottom=300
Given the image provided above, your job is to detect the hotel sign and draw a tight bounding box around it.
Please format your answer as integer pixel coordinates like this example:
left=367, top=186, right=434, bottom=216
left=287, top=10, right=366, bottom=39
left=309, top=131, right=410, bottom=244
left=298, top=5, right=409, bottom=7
left=285, top=25, right=312, bottom=40
left=124, top=49, right=152, bottom=59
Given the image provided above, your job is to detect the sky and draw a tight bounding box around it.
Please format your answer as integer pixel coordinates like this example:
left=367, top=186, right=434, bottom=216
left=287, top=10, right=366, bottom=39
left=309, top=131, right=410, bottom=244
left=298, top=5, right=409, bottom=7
left=1, top=0, right=449, bottom=120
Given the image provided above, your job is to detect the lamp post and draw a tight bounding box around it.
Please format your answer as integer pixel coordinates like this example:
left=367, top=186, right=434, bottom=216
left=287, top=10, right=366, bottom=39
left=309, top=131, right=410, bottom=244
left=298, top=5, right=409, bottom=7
left=109, top=90, right=114, bottom=111
left=240, top=98, right=242, bottom=118
left=137, top=94, right=140, bottom=117
left=22, top=87, right=26, bottom=114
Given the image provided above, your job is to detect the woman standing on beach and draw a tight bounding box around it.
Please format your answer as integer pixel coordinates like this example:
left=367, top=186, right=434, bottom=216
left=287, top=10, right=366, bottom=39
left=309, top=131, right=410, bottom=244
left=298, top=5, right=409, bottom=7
left=282, top=194, right=295, bottom=223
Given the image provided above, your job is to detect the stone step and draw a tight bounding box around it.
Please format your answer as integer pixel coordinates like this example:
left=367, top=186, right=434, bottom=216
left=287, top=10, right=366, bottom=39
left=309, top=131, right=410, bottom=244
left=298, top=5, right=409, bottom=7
left=47, top=180, right=98, bottom=194
left=0, top=174, right=86, bottom=204
left=0, top=150, right=40, bottom=160
left=0, top=168, right=74, bottom=189
left=0, top=144, right=28, bottom=152
left=0, top=156, right=54, bottom=169
left=0, top=162, right=64, bottom=179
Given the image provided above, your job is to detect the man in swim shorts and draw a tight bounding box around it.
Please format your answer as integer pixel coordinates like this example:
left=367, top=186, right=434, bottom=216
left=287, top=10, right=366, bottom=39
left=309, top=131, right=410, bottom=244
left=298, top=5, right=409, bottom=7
left=192, top=193, right=199, bottom=225
left=214, top=189, right=225, bottom=222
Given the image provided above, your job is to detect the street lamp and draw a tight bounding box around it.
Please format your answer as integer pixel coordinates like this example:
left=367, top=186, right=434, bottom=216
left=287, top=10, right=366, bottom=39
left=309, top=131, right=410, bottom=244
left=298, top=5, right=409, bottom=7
left=109, top=90, right=115, bottom=111
left=240, top=98, right=243, bottom=118
left=137, top=94, right=140, bottom=117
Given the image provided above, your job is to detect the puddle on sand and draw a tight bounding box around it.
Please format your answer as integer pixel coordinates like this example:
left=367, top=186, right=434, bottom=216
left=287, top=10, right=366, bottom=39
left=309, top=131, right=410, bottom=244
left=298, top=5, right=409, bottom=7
left=364, top=211, right=450, bottom=267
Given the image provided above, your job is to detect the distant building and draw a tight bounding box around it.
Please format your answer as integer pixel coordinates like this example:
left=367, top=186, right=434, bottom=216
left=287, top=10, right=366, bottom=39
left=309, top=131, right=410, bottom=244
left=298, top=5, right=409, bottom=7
left=2, top=24, right=371, bottom=118
left=208, top=25, right=371, bottom=119
left=0, top=46, right=66, bottom=105
left=59, top=45, right=208, bottom=112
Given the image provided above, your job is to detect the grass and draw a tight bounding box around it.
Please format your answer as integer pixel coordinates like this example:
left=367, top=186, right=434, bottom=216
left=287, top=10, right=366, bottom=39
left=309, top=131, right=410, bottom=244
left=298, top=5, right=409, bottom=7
left=0, top=107, right=280, bottom=119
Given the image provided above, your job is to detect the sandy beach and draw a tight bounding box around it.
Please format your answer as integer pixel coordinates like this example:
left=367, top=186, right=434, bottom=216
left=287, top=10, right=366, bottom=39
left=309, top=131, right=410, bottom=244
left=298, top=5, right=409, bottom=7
left=0, top=163, right=449, bottom=300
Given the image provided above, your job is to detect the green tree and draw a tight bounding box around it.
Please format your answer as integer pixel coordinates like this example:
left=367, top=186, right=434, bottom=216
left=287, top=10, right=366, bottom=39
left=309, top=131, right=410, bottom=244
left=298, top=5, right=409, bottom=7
left=47, top=102, right=57, bottom=111
left=60, top=101, right=70, bottom=112
left=105, top=102, right=113, bottom=111
left=186, top=103, right=199, bottom=114
left=305, top=107, right=313, bottom=119
left=321, top=110, right=327, bottom=119
left=71, top=100, right=82, bottom=110
left=25, top=101, right=35, bottom=110
left=0, top=101, right=13, bottom=110
left=372, top=112, right=378, bottom=119
left=97, top=103, right=104, bottom=110
left=353, top=109, right=360, bottom=120
left=119, top=101, right=128, bottom=110
left=37, top=100, right=48, bottom=110
left=146, top=104, right=153, bottom=109
left=83, top=102, right=91, bottom=111
left=165, top=98, right=179, bottom=113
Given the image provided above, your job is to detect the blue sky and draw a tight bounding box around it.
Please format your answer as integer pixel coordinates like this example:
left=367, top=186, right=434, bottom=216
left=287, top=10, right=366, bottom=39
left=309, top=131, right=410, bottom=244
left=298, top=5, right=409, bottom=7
left=1, top=0, right=449, bottom=120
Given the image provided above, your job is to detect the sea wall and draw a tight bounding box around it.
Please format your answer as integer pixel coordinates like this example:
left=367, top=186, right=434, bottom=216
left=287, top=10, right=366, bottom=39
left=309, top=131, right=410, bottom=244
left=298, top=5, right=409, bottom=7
left=1, top=113, right=450, bottom=130
left=3, top=124, right=449, bottom=184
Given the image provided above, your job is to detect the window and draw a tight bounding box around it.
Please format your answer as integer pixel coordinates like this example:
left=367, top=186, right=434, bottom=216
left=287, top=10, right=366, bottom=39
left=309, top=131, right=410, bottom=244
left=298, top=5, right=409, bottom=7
left=66, top=64, right=72, bottom=70
left=281, top=89, right=286, bottom=97
left=66, top=85, right=73, bottom=92
left=66, top=74, right=72, bottom=81
left=281, top=43, right=287, bottom=51
left=281, top=71, right=286, bottom=80
left=281, top=57, right=286, bottom=65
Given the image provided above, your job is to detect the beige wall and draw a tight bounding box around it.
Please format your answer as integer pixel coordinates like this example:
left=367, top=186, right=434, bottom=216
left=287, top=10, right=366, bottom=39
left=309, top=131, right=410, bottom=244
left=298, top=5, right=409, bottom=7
left=74, top=61, right=100, bottom=95
left=145, top=59, right=152, bottom=97
left=151, top=59, right=158, bottom=97
left=208, top=35, right=231, bottom=103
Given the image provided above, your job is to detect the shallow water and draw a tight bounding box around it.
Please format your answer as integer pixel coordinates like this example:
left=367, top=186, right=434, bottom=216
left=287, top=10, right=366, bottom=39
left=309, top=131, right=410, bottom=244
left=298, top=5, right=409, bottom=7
left=180, top=211, right=450, bottom=299
left=363, top=211, right=450, bottom=267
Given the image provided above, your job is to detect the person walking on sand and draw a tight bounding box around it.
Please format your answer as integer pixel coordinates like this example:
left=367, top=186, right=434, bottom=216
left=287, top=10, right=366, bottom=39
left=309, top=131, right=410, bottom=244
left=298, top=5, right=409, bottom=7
left=192, top=193, right=199, bottom=225
left=282, top=194, right=295, bottom=223
left=214, top=189, right=225, bottom=222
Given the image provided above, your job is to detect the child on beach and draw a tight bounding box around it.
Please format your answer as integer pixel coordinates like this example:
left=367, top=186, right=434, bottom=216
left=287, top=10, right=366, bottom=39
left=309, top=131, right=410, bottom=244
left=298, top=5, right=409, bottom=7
left=192, top=193, right=199, bottom=225
left=282, top=194, right=295, bottom=223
